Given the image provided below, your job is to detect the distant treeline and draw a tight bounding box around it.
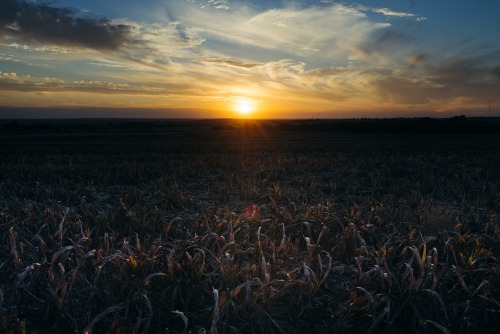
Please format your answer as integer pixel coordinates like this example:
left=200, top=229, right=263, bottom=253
left=272, top=116, right=500, bottom=134
left=2, top=116, right=500, bottom=134
left=0, top=119, right=179, bottom=133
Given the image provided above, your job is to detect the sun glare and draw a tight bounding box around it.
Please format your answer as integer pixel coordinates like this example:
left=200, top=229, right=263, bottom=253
left=235, top=99, right=254, bottom=116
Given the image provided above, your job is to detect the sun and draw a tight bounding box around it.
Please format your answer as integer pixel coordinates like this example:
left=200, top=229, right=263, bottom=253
left=235, top=99, right=254, bottom=116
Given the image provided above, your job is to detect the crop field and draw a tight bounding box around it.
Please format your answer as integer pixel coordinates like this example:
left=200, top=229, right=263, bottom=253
left=1, top=119, right=500, bottom=333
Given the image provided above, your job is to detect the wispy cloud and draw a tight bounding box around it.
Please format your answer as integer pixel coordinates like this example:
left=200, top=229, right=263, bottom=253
left=166, top=2, right=390, bottom=62
left=0, top=70, right=65, bottom=92
left=354, top=4, right=426, bottom=21
left=72, top=80, right=130, bottom=90
left=89, top=62, right=134, bottom=70
left=203, top=57, right=262, bottom=69
left=371, top=8, right=415, bottom=18
left=0, top=42, right=72, bottom=54
left=205, top=0, right=231, bottom=10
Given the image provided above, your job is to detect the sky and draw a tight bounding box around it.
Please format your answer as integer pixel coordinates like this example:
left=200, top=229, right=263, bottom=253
left=0, top=0, right=499, bottom=118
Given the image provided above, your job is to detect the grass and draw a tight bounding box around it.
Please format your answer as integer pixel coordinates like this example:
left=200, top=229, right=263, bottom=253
left=1, top=119, right=499, bottom=333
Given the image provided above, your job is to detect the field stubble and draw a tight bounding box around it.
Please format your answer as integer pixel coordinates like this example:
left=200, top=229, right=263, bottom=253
left=0, top=120, right=499, bottom=333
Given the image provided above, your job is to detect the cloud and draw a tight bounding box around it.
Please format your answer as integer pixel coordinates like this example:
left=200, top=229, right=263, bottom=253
left=89, top=62, right=134, bottom=70
left=244, top=47, right=500, bottom=108
left=166, top=2, right=390, bottom=63
left=491, top=66, right=500, bottom=82
left=72, top=80, right=130, bottom=90
left=244, top=5, right=389, bottom=58
left=0, top=0, right=133, bottom=51
left=0, top=71, right=132, bottom=94
left=371, top=8, right=415, bottom=18
left=0, top=69, right=213, bottom=97
left=0, top=70, right=64, bottom=85
left=371, top=52, right=500, bottom=106
left=425, top=56, right=493, bottom=86
left=375, top=30, right=414, bottom=46
left=355, top=5, right=426, bottom=21
left=0, top=70, right=66, bottom=92
left=354, top=29, right=417, bottom=64
left=203, top=57, right=261, bottom=69
left=134, top=21, right=205, bottom=49
left=205, top=1, right=231, bottom=10
left=0, top=41, right=72, bottom=53
left=1, top=54, right=27, bottom=64
left=406, top=53, right=429, bottom=69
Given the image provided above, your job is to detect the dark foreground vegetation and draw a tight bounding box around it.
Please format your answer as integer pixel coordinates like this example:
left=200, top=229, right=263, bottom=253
left=1, top=118, right=499, bottom=333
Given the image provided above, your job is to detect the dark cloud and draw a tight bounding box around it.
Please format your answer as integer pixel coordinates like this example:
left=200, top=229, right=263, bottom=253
left=376, top=30, right=412, bottom=46
left=492, top=66, right=500, bottom=82
left=357, top=29, right=416, bottom=56
left=426, top=57, right=482, bottom=85
left=374, top=54, right=500, bottom=104
left=406, top=52, right=428, bottom=69
left=0, top=0, right=133, bottom=51
left=373, top=76, right=438, bottom=104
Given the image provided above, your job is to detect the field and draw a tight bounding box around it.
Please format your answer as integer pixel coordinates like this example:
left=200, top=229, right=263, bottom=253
left=1, top=118, right=499, bottom=333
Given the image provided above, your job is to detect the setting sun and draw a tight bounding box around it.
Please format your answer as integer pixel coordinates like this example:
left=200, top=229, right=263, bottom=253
left=235, top=99, right=255, bottom=116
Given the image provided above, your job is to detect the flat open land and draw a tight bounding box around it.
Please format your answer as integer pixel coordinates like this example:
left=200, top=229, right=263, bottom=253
left=1, top=118, right=500, bottom=333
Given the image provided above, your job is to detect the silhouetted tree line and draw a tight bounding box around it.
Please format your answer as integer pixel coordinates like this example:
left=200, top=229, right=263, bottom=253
left=1, top=120, right=178, bottom=133
left=273, top=116, right=500, bottom=134
left=2, top=116, right=500, bottom=134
